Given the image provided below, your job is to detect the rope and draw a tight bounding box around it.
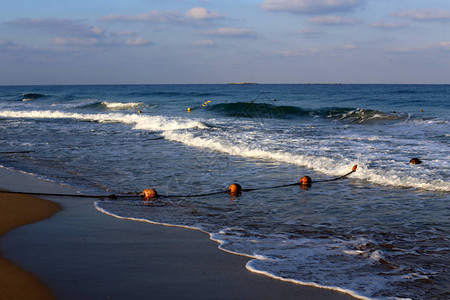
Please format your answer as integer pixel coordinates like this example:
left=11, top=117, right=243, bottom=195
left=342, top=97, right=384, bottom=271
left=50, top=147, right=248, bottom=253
left=0, top=190, right=133, bottom=199
left=0, top=151, right=35, bottom=154
left=0, top=165, right=358, bottom=200
left=153, top=165, right=358, bottom=198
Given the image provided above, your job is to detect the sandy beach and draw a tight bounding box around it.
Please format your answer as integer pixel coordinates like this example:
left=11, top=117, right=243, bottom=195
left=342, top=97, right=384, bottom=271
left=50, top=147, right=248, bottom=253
left=0, top=166, right=358, bottom=300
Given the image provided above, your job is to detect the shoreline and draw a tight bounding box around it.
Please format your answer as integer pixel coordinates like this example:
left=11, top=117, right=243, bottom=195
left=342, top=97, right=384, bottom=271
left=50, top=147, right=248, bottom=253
left=0, top=188, right=60, bottom=300
left=0, top=166, right=358, bottom=299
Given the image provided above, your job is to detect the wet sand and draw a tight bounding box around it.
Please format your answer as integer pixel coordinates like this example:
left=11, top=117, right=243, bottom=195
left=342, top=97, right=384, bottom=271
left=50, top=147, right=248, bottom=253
left=0, top=167, right=358, bottom=300
left=0, top=188, right=60, bottom=300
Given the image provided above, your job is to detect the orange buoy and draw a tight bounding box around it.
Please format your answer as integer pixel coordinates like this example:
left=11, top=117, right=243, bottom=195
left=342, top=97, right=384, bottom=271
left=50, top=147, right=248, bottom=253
left=142, top=188, right=158, bottom=200
left=299, top=176, right=312, bottom=186
left=227, top=183, right=242, bottom=196
left=352, top=165, right=358, bottom=172
left=409, top=158, right=422, bottom=165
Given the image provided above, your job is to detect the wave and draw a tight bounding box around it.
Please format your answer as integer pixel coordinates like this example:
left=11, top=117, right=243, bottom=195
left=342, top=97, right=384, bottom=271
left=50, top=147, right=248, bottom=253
left=205, top=102, right=407, bottom=124
left=21, top=93, right=47, bottom=101
left=0, top=109, right=206, bottom=132
left=162, top=130, right=449, bottom=192
left=76, top=101, right=146, bottom=111
left=1, top=109, right=446, bottom=192
left=127, top=91, right=224, bottom=98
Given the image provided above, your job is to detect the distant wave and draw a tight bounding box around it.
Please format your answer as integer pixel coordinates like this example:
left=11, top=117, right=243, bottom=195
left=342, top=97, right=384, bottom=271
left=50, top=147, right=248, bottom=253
left=20, top=93, right=47, bottom=101
left=77, top=101, right=146, bottom=111
left=205, top=102, right=406, bottom=124
left=127, top=91, right=224, bottom=98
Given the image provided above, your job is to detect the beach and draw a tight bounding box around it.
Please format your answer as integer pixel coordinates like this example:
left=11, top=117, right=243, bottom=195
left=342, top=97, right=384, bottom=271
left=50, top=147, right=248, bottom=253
left=0, top=166, right=359, bottom=300
left=1, top=84, right=448, bottom=299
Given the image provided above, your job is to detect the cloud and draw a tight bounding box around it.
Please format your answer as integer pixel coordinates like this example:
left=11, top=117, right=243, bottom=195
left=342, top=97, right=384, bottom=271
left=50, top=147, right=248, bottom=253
left=274, top=48, right=320, bottom=57
left=296, top=28, right=322, bottom=35
left=99, top=10, right=180, bottom=23
left=308, top=15, right=361, bottom=25
left=4, top=17, right=152, bottom=48
left=185, top=7, right=222, bottom=20
left=339, top=43, right=358, bottom=50
left=99, top=7, right=222, bottom=24
left=392, top=9, right=450, bottom=22
left=0, top=39, right=24, bottom=52
left=5, top=18, right=105, bottom=37
left=370, top=21, right=407, bottom=29
left=53, top=37, right=152, bottom=47
left=388, top=41, right=450, bottom=53
left=110, top=31, right=137, bottom=37
left=262, top=0, right=364, bottom=14
left=53, top=37, right=105, bottom=46
left=193, top=39, right=216, bottom=47
left=203, top=27, right=257, bottom=38
left=274, top=43, right=358, bottom=57
left=125, top=38, right=153, bottom=46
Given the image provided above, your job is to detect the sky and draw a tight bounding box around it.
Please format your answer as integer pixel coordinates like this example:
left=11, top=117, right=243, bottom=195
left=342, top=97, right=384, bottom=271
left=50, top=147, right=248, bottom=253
left=1, top=0, right=449, bottom=85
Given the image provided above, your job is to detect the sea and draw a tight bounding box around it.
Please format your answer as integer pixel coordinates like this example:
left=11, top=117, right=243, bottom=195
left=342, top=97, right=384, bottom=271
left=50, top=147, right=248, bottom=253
left=0, top=84, right=448, bottom=300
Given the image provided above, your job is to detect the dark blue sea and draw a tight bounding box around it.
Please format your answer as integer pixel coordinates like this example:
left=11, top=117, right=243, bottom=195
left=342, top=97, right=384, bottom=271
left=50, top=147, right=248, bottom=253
left=0, top=84, right=449, bottom=300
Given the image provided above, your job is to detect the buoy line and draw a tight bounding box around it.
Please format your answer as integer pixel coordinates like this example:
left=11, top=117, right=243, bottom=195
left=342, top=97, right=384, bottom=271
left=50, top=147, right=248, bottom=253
left=0, top=165, right=358, bottom=201
left=142, top=165, right=358, bottom=200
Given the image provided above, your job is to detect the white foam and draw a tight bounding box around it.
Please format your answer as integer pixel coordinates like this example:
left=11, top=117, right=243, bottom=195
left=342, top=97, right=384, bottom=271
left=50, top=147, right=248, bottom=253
left=95, top=201, right=374, bottom=300
left=162, top=130, right=450, bottom=192
left=0, top=110, right=206, bottom=132
left=101, top=101, right=143, bottom=110
left=163, top=130, right=352, bottom=176
left=245, top=261, right=374, bottom=300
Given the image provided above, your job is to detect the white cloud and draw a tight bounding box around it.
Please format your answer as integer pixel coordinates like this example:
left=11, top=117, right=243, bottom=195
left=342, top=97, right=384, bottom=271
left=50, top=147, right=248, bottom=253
left=203, top=27, right=257, bottom=38
left=262, top=0, right=364, bottom=14
left=392, top=9, right=450, bottom=22
left=308, top=15, right=361, bottom=25
left=185, top=7, right=221, bottom=20
left=99, top=7, right=221, bottom=24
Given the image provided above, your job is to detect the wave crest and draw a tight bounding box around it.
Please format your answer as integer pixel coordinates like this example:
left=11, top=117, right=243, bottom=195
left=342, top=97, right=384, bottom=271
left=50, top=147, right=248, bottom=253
left=205, top=102, right=406, bottom=123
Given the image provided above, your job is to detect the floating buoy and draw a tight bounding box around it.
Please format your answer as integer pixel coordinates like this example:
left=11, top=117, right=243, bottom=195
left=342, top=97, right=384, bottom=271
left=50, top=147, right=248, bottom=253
left=142, top=188, right=158, bottom=200
left=187, top=107, right=191, bottom=112
left=227, top=183, right=242, bottom=196
left=138, top=110, right=142, bottom=114
left=409, top=158, right=422, bottom=165
left=299, top=176, right=312, bottom=186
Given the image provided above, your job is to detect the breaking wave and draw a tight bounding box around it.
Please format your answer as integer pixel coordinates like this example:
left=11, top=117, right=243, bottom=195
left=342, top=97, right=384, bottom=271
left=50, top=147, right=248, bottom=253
left=205, top=102, right=406, bottom=123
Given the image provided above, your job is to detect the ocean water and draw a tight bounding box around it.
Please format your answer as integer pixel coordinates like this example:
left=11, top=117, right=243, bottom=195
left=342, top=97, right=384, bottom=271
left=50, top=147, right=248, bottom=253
left=0, top=84, right=448, bottom=300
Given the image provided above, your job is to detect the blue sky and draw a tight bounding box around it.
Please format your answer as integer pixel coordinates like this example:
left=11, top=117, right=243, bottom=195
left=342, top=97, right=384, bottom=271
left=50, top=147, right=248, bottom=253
left=1, top=0, right=449, bottom=84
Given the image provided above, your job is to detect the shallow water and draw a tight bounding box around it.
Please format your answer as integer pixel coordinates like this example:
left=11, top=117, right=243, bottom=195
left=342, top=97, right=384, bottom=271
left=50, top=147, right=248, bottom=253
left=0, top=84, right=449, bottom=299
